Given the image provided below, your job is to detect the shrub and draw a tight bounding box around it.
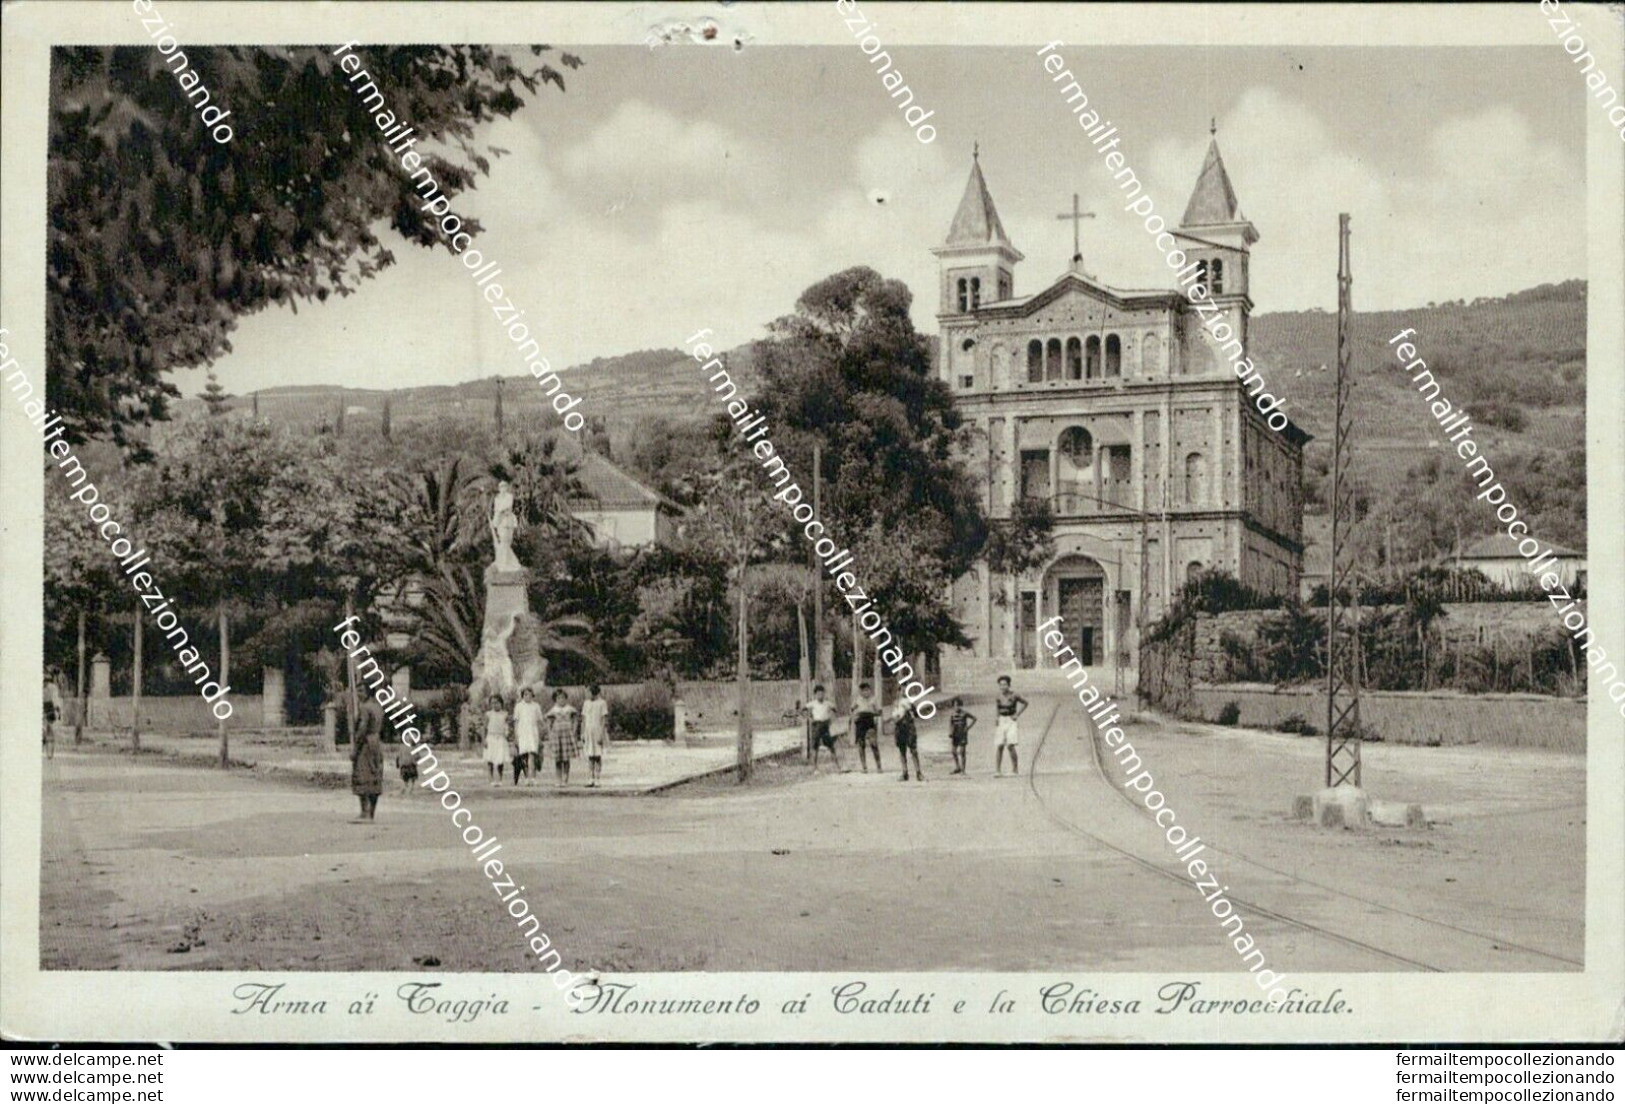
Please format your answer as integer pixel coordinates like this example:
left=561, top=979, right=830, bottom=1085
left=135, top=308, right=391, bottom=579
left=1275, top=712, right=1319, bottom=736
left=1215, top=701, right=1241, bottom=726
left=608, top=682, right=674, bottom=740
left=1475, top=400, right=1528, bottom=433
left=419, top=685, right=467, bottom=744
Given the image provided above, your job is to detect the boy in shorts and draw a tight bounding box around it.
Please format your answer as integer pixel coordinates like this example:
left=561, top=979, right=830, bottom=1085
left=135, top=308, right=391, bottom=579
left=850, top=681, right=882, bottom=772
left=947, top=697, right=976, bottom=775
left=806, top=684, right=842, bottom=772
left=994, top=675, right=1028, bottom=776
left=892, top=701, right=922, bottom=782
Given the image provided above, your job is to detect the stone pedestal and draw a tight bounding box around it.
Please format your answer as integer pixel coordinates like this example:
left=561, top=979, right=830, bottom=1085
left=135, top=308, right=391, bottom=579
left=262, top=666, right=286, bottom=728
left=468, top=565, right=547, bottom=708
left=321, top=702, right=338, bottom=754
left=89, top=652, right=111, bottom=728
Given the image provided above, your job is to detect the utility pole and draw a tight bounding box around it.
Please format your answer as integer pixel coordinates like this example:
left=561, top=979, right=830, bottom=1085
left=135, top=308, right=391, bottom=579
left=217, top=607, right=230, bottom=769
left=1325, top=213, right=1363, bottom=789
left=736, top=524, right=754, bottom=783
left=811, top=442, right=823, bottom=683
left=797, top=601, right=811, bottom=760
left=131, top=604, right=143, bottom=754
left=73, top=609, right=86, bottom=746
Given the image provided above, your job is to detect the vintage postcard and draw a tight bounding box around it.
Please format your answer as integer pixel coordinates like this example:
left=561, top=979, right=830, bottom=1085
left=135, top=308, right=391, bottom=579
left=2, top=1, right=1622, bottom=1045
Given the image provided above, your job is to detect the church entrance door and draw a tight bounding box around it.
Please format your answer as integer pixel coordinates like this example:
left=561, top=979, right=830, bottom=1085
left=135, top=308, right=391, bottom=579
left=1057, top=577, right=1105, bottom=667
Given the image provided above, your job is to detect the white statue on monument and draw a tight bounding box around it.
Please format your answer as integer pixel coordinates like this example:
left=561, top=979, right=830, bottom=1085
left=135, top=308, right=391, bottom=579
left=490, top=480, right=522, bottom=572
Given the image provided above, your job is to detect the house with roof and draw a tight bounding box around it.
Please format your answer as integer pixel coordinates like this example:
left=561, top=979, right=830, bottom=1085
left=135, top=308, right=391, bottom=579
left=1452, top=532, right=1587, bottom=592
left=568, top=450, right=682, bottom=549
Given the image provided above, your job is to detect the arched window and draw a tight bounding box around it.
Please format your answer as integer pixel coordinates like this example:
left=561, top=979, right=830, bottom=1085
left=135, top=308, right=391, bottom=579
left=1085, top=335, right=1102, bottom=378
left=1027, top=340, right=1043, bottom=383
left=1046, top=338, right=1063, bottom=381
left=1186, top=560, right=1205, bottom=585
left=970, top=277, right=982, bottom=310
left=1058, top=426, right=1093, bottom=467
left=1065, top=337, right=1083, bottom=380
left=957, top=278, right=968, bottom=312
left=1210, top=260, right=1224, bottom=295
left=1105, top=334, right=1122, bottom=377
left=1194, top=260, right=1208, bottom=289
left=1184, top=451, right=1207, bottom=505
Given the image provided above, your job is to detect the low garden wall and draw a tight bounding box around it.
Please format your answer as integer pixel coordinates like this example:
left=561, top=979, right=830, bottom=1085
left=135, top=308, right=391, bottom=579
left=1187, top=683, right=1586, bottom=752
left=84, top=695, right=265, bottom=733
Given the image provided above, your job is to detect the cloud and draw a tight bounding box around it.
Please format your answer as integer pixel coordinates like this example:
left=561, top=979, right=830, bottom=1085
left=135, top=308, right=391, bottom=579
left=1133, top=88, right=1581, bottom=310
left=204, top=81, right=1584, bottom=400
left=558, top=99, right=780, bottom=205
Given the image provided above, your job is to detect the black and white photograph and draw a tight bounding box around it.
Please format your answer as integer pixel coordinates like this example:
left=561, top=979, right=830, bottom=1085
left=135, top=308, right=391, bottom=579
left=2, top=0, right=1622, bottom=1062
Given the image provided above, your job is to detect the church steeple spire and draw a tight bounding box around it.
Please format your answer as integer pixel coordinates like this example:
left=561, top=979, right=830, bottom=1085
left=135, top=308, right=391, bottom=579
left=933, top=150, right=1023, bottom=316
left=1181, top=132, right=1249, bottom=230
left=942, top=151, right=1015, bottom=250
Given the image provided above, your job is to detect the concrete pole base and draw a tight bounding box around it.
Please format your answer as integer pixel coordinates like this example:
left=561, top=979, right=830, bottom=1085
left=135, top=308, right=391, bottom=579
left=1293, top=785, right=1428, bottom=830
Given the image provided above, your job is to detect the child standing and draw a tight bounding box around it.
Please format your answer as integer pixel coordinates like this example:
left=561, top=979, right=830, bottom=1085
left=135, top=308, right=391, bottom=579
left=513, top=687, right=543, bottom=787
left=395, top=743, right=419, bottom=796
left=947, top=697, right=977, bottom=775
left=544, top=688, right=580, bottom=788
left=483, top=695, right=510, bottom=786
left=805, top=684, right=841, bottom=773
left=993, top=675, right=1028, bottom=777
left=581, top=684, right=609, bottom=788
left=850, top=681, right=882, bottom=773
left=892, top=701, right=922, bottom=782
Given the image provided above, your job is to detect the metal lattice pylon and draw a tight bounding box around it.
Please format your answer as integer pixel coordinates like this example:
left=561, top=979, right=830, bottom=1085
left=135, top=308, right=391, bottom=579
left=1326, top=213, right=1363, bottom=789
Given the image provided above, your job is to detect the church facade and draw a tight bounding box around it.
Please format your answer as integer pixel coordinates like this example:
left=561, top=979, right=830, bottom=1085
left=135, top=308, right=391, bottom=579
left=935, top=137, right=1307, bottom=684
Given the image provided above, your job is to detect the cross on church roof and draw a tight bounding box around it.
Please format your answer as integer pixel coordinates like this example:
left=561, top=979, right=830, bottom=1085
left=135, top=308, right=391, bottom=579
left=1056, top=193, right=1096, bottom=266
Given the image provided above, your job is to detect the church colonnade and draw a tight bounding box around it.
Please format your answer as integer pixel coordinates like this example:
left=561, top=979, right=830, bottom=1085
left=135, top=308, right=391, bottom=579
left=1015, top=328, right=1167, bottom=385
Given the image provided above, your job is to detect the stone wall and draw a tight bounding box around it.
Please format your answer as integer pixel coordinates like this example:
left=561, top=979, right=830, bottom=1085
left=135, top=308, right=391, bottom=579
left=86, top=695, right=266, bottom=732
left=1187, top=683, right=1585, bottom=752
left=1164, top=602, right=1578, bottom=686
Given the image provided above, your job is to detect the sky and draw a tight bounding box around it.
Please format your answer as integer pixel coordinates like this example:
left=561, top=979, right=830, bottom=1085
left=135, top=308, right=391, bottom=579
left=192, top=43, right=1589, bottom=397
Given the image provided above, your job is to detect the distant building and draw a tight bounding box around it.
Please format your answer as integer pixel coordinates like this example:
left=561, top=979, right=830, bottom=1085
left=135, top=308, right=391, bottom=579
left=1452, top=532, right=1587, bottom=592
left=568, top=451, right=681, bottom=549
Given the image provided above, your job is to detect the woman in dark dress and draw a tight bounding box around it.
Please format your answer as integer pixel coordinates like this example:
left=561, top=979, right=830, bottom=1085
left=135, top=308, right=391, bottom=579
left=351, top=697, right=386, bottom=821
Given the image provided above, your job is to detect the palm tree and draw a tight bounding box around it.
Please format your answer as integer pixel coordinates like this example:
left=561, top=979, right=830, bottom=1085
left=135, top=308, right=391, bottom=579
left=387, top=447, right=604, bottom=719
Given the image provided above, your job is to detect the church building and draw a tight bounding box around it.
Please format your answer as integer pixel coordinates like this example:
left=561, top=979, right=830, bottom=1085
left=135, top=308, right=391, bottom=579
left=935, top=135, right=1307, bottom=685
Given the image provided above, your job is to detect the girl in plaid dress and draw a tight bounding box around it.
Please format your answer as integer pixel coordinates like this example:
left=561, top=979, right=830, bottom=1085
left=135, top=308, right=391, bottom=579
left=543, top=688, right=580, bottom=787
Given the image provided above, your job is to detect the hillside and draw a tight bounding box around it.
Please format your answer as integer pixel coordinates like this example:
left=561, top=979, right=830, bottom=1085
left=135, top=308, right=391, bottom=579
left=225, top=345, right=756, bottom=433
left=1246, top=279, right=1585, bottom=549
left=179, top=281, right=1586, bottom=551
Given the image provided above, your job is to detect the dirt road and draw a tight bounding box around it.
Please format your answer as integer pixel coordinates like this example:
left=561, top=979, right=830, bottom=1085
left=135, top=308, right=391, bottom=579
left=39, top=696, right=1583, bottom=974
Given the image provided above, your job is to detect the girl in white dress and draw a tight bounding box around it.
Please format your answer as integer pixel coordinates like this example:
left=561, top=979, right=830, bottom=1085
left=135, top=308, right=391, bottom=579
left=581, top=683, right=610, bottom=788
left=483, top=695, right=511, bottom=785
left=512, top=687, right=543, bottom=787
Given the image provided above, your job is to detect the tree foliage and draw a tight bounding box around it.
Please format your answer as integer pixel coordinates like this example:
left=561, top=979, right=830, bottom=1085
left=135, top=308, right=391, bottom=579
left=750, top=266, right=1051, bottom=655
left=47, top=45, right=580, bottom=446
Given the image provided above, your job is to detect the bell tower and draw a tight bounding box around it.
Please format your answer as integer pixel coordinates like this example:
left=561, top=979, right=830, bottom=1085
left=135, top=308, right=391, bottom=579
left=933, top=146, right=1023, bottom=318
left=1177, top=121, right=1259, bottom=331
